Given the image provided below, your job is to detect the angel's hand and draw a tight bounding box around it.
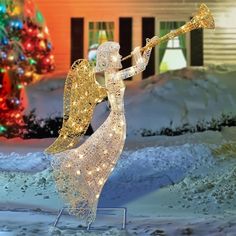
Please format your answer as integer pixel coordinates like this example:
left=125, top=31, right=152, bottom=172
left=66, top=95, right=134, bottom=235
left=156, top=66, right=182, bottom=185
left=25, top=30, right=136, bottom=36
left=115, top=46, right=145, bottom=80
left=131, top=46, right=145, bottom=65
left=131, top=46, right=142, bottom=57
left=141, top=38, right=154, bottom=65
left=146, top=37, right=151, bottom=45
left=146, top=36, right=158, bottom=48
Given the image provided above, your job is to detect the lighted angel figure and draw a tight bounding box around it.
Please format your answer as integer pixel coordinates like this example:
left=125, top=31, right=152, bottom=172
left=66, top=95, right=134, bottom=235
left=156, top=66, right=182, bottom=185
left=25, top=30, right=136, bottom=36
left=50, top=39, right=153, bottom=225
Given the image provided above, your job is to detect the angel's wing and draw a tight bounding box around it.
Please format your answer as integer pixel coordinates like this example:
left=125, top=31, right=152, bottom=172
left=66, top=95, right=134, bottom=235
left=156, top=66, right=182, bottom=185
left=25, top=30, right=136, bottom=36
left=45, top=59, right=107, bottom=154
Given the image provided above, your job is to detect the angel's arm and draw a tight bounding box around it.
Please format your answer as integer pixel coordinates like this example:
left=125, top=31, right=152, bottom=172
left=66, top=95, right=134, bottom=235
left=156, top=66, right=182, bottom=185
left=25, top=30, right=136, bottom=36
left=115, top=39, right=153, bottom=80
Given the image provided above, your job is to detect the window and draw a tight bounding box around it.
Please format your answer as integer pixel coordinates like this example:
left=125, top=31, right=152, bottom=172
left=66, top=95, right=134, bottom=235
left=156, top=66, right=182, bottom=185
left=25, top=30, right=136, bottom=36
left=159, top=21, right=187, bottom=73
left=88, top=22, right=114, bottom=62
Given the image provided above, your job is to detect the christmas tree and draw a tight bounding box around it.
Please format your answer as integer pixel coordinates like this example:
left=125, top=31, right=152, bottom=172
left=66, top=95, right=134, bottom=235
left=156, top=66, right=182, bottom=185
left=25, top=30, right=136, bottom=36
left=0, top=0, right=55, bottom=137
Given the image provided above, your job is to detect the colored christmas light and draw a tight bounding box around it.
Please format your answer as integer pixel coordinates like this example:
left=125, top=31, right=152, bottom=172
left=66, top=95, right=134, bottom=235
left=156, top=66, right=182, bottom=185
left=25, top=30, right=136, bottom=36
left=17, top=84, right=23, bottom=89
left=25, top=41, right=33, bottom=51
left=19, top=54, right=26, bottom=61
left=47, top=42, right=52, bottom=49
left=0, top=125, right=7, bottom=133
left=39, top=40, right=46, bottom=50
left=10, top=20, right=23, bottom=30
left=36, top=10, right=44, bottom=23
left=44, top=26, right=49, bottom=35
left=25, top=71, right=32, bottom=77
left=43, top=57, right=50, bottom=64
left=11, top=6, right=21, bottom=16
left=17, top=67, right=24, bottom=75
left=8, top=54, right=15, bottom=61
left=29, top=58, right=36, bottom=65
left=27, top=27, right=33, bottom=34
left=0, top=4, right=6, bottom=14
left=1, top=37, right=9, bottom=45
left=37, top=32, right=44, bottom=38
left=0, top=51, right=7, bottom=59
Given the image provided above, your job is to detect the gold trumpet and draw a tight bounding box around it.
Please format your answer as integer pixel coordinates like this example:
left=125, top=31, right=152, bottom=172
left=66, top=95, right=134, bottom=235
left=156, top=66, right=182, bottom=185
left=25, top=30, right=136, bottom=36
left=122, top=3, right=215, bottom=61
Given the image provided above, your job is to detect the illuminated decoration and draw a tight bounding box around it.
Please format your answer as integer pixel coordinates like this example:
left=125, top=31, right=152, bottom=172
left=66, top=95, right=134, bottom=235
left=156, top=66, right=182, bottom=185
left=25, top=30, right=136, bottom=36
left=49, top=42, right=152, bottom=224
left=0, top=125, right=7, bottom=133
left=45, top=59, right=107, bottom=154
left=10, top=19, right=23, bottom=30
left=36, top=10, right=44, bottom=24
left=29, top=58, right=36, bottom=65
left=44, top=26, right=49, bottom=35
left=39, top=40, right=46, bottom=50
left=11, top=5, right=21, bottom=16
left=0, top=4, right=6, bottom=14
left=7, top=51, right=15, bottom=61
left=1, top=51, right=7, bottom=59
left=0, top=0, right=55, bottom=137
left=1, top=37, right=9, bottom=45
left=24, top=41, right=34, bottom=52
left=47, top=3, right=215, bottom=226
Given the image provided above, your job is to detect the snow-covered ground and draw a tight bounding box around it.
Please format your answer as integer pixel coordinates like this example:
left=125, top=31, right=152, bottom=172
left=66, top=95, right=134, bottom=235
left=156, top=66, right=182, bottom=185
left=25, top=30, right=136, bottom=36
left=1, top=67, right=236, bottom=235
left=25, top=67, right=236, bottom=136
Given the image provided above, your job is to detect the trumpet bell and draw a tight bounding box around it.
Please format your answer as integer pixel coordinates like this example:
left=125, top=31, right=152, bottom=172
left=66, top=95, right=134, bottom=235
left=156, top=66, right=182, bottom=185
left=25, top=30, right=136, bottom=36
left=194, top=3, right=215, bottom=29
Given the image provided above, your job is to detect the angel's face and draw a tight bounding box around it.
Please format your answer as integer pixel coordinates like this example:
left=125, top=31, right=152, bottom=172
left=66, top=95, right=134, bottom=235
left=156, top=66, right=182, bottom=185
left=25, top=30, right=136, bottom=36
left=109, top=50, right=122, bottom=70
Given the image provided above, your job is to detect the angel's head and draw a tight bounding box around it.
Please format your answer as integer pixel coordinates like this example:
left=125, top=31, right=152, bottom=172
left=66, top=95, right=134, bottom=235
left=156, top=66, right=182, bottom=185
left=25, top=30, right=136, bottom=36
left=95, top=42, right=122, bottom=72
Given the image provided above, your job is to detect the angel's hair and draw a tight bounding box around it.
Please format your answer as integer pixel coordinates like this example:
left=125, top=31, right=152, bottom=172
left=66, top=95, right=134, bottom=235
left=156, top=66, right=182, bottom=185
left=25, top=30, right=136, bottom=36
left=95, top=41, right=120, bottom=72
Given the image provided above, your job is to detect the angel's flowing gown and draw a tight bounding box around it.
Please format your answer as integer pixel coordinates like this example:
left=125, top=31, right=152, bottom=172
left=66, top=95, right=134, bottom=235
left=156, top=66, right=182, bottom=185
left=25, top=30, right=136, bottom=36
left=51, top=73, right=126, bottom=224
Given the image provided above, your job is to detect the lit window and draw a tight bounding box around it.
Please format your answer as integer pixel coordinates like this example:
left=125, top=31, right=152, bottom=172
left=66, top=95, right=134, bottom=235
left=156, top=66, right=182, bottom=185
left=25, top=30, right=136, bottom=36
left=159, top=21, right=187, bottom=73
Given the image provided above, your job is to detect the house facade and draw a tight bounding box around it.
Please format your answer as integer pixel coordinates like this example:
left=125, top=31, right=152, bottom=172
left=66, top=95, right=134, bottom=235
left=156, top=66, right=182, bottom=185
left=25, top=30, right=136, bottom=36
left=36, top=0, right=236, bottom=80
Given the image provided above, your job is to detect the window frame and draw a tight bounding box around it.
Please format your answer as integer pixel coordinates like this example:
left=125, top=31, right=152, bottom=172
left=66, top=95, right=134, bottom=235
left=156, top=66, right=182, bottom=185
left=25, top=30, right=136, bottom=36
left=155, top=18, right=190, bottom=74
left=84, top=17, right=118, bottom=59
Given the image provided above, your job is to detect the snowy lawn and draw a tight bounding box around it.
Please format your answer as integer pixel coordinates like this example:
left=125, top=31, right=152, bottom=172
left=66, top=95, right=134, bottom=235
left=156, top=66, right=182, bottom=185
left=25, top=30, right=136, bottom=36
left=24, top=68, right=236, bottom=137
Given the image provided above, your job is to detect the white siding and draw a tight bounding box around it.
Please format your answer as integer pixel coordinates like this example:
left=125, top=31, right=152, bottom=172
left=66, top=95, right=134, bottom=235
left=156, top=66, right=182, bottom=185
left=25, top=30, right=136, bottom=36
left=35, top=0, right=236, bottom=72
